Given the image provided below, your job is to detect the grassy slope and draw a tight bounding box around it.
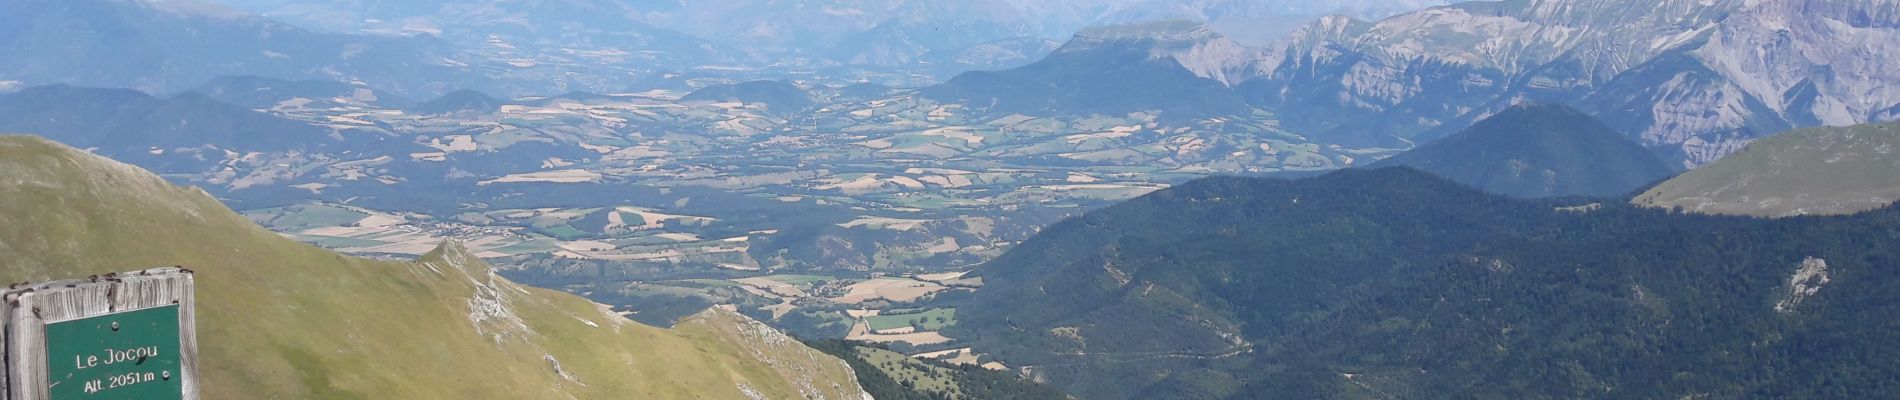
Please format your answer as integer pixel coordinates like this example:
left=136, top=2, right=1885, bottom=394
left=0, top=135, right=864, bottom=399
left=867, top=308, right=957, bottom=331
left=855, top=347, right=960, bottom=395
left=1635, top=121, right=1900, bottom=217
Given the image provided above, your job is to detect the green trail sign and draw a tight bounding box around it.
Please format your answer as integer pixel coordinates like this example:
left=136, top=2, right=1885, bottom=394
left=44, top=305, right=183, bottom=399
left=1, top=267, right=198, bottom=400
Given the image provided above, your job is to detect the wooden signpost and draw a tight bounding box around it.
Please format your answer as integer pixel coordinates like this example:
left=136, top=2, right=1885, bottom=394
left=0, top=268, right=198, bottom=400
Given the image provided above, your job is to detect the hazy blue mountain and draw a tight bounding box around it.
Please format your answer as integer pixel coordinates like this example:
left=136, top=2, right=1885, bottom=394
left=649, top=0, right=1456, bottom=67
left=0, top=85, right=411, bottom=174
left=207, top=0, right=1453, bottom=74
left=209, top=0, right=728, bottom=67
left=816, top=3, right=1050, bottom=67
left=1371, top=103, right=1677, bottom=198
left=0, top=0, right=477, bottom=97
left=640, top=0, right=1062, bottom=67
left=916, top=36, right=1066, bottom=74
left=920, top=21, right=1255, bottom=119
left=1099, top=0, right=1453, bottom=45
left=681, top=80, right=816, bottom=112
left=411, top=89, right=507, bottom=115
left=0, top=85, right=327, bottom=151
left=90, top=0, right=731, bottom=97
left=948, top=167, right=1900, bottom=398
left=193, top=75, right=412, bottom=109
left=838, top=82, right=897, bottom=101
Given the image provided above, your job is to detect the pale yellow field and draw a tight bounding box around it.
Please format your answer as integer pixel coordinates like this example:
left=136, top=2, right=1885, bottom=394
left=910, top=347, right=1005, bottom=370
left=833, top=278, right=948, bottom=304
left=478, top=169, right=602, bottom=185
left=846, top=319, right=954, bottom=345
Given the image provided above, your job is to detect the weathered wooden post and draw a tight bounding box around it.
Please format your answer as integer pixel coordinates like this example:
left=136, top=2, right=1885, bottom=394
left=0, top=267, right=198, bottom=400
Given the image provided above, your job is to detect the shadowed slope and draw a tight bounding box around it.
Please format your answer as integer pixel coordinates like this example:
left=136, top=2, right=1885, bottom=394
left=1372, top=103, right=1677, bottom=198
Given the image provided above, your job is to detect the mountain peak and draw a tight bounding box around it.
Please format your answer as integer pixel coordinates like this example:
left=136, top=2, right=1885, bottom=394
left=412, top=89, right=506, bottom=115
left=1371, top=102, right=1678, bottom=198
left=0, top=134, right=200, bottom=204
left=1062, top=19, right=1265, bottom=86
left=420, top=239, right=483, bottom=271
left=679, top=80, right=815, bottom=111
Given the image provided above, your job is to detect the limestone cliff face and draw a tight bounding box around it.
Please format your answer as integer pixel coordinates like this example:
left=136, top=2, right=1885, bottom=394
left=1245, top=0, right=1900, bottom=165
left=1062, top=20, right=1270, bottom=86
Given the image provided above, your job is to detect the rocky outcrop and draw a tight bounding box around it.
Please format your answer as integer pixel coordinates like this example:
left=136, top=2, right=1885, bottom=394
left=1243, top=0, right=1900, bottom=164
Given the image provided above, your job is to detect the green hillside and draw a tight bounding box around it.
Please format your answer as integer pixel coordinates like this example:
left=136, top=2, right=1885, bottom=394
left=1635, top=121, right=1900, bottom=217
left=1371, top=103, right=1678, bottom=198
left=948, top=167, right=1900, bottom=399
left=0, top=135, right=866, bottom=399
left=805, top=340, right=1069, bottom=400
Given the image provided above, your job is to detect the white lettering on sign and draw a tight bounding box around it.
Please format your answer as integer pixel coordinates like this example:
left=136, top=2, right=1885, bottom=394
left=73, top=346, right=161, bottom=369
left=80, top=371, right=160, bottom=394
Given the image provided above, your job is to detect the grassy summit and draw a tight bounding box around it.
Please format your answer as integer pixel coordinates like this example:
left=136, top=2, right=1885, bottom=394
left=0, top=135, right=865, bottom=399
left=1636, top=121, right=1900, bottom=217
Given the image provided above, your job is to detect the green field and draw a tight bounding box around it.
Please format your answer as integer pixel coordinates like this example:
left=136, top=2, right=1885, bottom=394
left=610, top=234, right=686, bottom=247
left=539, top=224, right=590, bottom=240
left=667, top=279, right=743, bottom=288
left=309, top=236, right=388, bottom=249
left=868, top=308, right=956, bottom=331
left=492, top=239, right=560, bottom=254
left=854, top=347, right=960, bottom=395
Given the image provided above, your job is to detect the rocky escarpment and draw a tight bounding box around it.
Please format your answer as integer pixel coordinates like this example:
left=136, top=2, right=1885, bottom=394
left=1240, top=0, right=1900, bottom=165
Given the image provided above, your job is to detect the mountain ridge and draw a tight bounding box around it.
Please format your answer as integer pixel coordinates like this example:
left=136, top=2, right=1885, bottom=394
left=947, top=166, right=1900, bottom=398
left=920, top=20, right=1253, bottom=119
left=0, top=134, right=869, bottom=399
left=0, top=0, right=477, bottom=97
left=1242, top=0, right=1900, bottom=163
left=1635, top=121, right=1900, bottom=217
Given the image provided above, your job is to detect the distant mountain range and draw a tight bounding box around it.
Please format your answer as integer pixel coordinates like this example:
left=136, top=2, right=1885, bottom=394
left=411, top=88, right=508, bottom=115
left=0, top=84, right=415, bottom=174
left=920, top=21, right=1255, bottom=120
left=1636, top=121, right=1900, bottom=217
left=917, top=0, right=1900, bottom=165
left=1098, top=0, right=1453, bottom=45
left=1372, top=103, right=1677, bottom=198
left=25, top=0, right=1894, bottom=162
left=1244, top=0, right=1900, bottom=164
left=194, top=75, right=413, bottom=109
left=0, top=135, right=869, bottom=399
left=681, top=80, right=817, bottom=112
left=0, top=0, right=478, bottom=97
left=946, top=167, right=1900, bottom=399
left=214, top=0, right=1447, bottom=70
left=0, top=85, right=327, bottom=152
